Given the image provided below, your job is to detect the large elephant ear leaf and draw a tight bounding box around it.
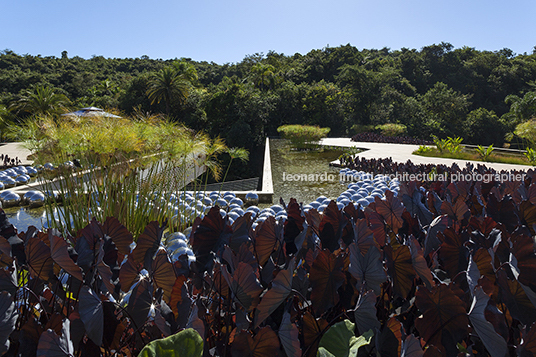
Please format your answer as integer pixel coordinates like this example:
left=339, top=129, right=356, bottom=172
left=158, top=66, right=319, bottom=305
left=348, top=243, right=386, bottom=295
left=78, top=286, right=103, bottom=347
left=319, top=201, right=346, bottom=252
left=0, top=291, right=17, bottom=355
left=25, top=235, right=53, bottom=282
left=191, top=206, right=226, bottom=269
left=279, top=312, right=301, bottom=357
left=102, top=216, right=133, bottom=258
left=36, top=319, right=74, bottom=357
left=138, top=328, right=203, bottom=357
left=132, top=221, right=165, bottom=269
left=254, top=258, right=294, bottom=328
left=302, top=312, right=328, bottom=357
left=254, top=215, right=282, bottom=267
left=152, top=248, right=176, bottom=303
left=231, top=326, right=280, bottom=357
left=374, top=190, right=405, bottom=234
left=424, top=215, right=450, bottom=257
left=385, top=244, right=415, bottom=300
left=402, top=189, right=434, bottom=226
left=414, top=284, right=469, bottom=356
left=309, top=249, right=345, bottom=316
left=126, top=278, right=154, bottom=330
left=496, top=268, right=536, bottom=325
left=468, top=287, right=508, bottom=357
left=50, top=234, right=83, bottom=281
left=354, top=290, right=380, bottom=335
left=222, top=261, right=263, bottom=312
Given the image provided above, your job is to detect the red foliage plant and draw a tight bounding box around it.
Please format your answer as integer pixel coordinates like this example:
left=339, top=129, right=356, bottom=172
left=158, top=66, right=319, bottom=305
left=2, top=167, right=536, bottom=356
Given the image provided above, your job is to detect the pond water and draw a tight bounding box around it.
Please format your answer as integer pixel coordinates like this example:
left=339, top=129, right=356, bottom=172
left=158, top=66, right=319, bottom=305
left=269, top=139, right=349, bottom=205
left=4, top=206, right=46, bottom=233
left=5, top=139, right=353, bottom=232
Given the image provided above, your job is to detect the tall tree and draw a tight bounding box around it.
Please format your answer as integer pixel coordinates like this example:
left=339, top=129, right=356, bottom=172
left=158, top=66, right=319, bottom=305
left=10, top=85, right=70, bottom=117
left=146, top=67, right=190, bottom=115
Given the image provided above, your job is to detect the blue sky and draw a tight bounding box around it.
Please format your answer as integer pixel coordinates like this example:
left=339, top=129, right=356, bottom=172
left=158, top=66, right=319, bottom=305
left=1, top=0, right=535, bottom=64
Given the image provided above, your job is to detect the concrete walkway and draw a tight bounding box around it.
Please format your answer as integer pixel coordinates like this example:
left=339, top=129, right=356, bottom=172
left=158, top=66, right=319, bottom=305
left=0, top=142, right=33, bottom=166
left=321, top=138, right=532, bottom=172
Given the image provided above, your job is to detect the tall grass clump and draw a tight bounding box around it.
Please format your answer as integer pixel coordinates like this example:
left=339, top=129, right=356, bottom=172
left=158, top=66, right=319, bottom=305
left=277, top=124, right=330, bottom=150
left=8, top=112, right=226, bottom=236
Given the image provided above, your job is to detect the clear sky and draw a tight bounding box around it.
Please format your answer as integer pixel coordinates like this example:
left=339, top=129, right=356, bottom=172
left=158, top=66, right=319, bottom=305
left=1, top=0, right=535, bottom=64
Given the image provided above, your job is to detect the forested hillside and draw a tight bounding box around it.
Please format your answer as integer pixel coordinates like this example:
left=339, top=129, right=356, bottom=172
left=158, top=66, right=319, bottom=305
left=1, top=42, right=536, bottom=174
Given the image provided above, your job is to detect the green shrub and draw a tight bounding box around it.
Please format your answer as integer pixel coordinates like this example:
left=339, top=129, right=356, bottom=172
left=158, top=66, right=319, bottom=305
left=525, top=147, right=536, bottom=166
left=432, top=135, right=463, bottom=154
left=277, top=124, right=330, bottom=150
left=350, top=124, right=375, bottom=135
left=415, top=145, right=432, bottom=154
left=375, top=123, right=407, bottom=137
left=475, top=144, right=494, bottom=161
left=446, top=136, right=463, bottom=154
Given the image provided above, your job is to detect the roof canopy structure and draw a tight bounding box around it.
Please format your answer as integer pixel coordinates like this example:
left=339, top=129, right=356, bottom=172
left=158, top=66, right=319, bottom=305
left=62, top=107, right=121, bottom=118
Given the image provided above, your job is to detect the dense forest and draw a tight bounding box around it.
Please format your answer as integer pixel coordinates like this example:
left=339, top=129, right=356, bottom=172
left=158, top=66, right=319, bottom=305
left=1, top=42, right=536, bottom=176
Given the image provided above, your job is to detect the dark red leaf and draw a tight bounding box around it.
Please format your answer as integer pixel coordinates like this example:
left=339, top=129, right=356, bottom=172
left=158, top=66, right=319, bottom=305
left=486, top=193, right=520, bottom=233
left=78, top=286, right=103, bottom=346
left=318, top=201, right=346, bottom=252
left=468, top=287, right=508, bottom=357
left=496, top=268, right=536, bottom=325
left=353, top=290, right=380, bottom=334
left=118, top=254, right=141, bottom=292
left=348, top=243, right=386, bottom=295
left=375, top=190, right=405, bottom=234
left=385, top=244, right=415, bottom=299
left=102, top=216, right=133, bottom=258
left=279, top=312, right=301, bottom=357
left=440, top=199, right=470, bottom=222
left=25, top=235, right=53, bottom=282
left=132, top=221, right=165, bottom=269
left=511, top=229, right=536, bottom=289
left=520, top=200, right=536, bottom=235
left=366, top=210, right=388, bottom=247
left=152, top=248, right=176, bottom=303
left=222, top=261, right=262, bottom=312
left=302, top=311, right=328, bottom=357
left=231, top=326, right=280, bottom=357
left=169, top=275, right=192, bottom=328
left=50, top=234, right=83, bottom=281
left=191, top=206, right=226, bottom=269
left=254, top=258, right=294, bottom=328
left=409, top=236, right=434, bottom=289
left=424, top=215, right=451, bottom=257
left=309, top=249, right=345, bottom=316
left=126, top=278, right=153, bottom=330
left=438, top=228, right=469, bottom=279
left=36, top=319, right=74, bottom=356
left=415, top=284, right=469, bottom=356
left=254, top=216, right=283, bottom=267
left=352, top=218, right=375, bottom=254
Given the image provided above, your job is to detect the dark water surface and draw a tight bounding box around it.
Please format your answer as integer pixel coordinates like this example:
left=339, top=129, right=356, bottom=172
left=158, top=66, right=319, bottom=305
left=269, top=139, right=348, bottom=205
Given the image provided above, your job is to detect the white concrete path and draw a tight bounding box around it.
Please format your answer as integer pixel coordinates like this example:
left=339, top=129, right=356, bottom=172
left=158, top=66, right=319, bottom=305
left=0, top=142, right=33, bottom=165
left=321, top=138, right=532, bottom=172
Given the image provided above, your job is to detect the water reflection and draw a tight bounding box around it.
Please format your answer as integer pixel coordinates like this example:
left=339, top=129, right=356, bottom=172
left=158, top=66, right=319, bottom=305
left=270, top=139, right=348, bottom=205
left=4, top=206, right=46, bottom=232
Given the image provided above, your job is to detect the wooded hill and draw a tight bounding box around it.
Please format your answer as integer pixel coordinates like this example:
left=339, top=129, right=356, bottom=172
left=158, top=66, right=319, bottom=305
left=1, top=42, right=536, bottom=172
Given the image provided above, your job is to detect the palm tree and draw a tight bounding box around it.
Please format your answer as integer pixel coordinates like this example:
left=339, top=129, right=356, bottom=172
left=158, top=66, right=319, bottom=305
left=10, top=85, right=70, bottom=117
left=146, top=67, right=190, bottom=115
